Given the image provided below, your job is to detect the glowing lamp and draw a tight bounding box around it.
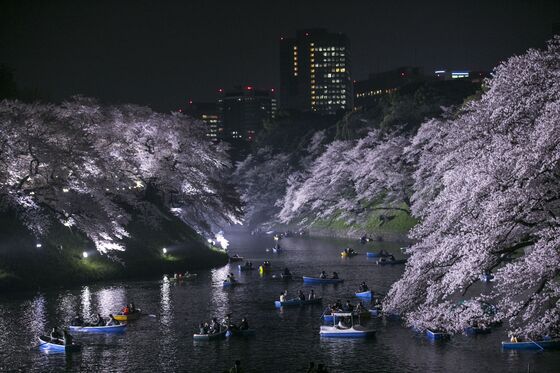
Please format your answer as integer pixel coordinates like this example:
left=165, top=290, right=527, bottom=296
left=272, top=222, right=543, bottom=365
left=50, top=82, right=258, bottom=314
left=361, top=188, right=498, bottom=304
left=36, top=243, right=42, bottom=248
left=82, top=251, right=88, bottom=258
left=162, top=248, right=167, bottom=254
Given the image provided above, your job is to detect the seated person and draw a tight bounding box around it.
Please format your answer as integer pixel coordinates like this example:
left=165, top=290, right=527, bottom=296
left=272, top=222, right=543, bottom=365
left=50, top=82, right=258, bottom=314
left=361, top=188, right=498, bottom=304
left=199, top=322, right=208, bottom=334
left=320, top=271, right=327, bottom=279
left=72, top=315, right=84, bottom=326
left=279, top=291, right=287, bottom=302
left=62, top=329, right=73, bottom=345
left=50, top=327, right=62, bottom=342
left=239, top=317, right=249, bottom=330
left=359, top=282, right=369, bottom=292
left=308, top=289, right=316, bottom=300
left=283, top=267, right=291, bottom=276
left=122, top=305, right=130, bottom=315
left=298, top=290, right=305, bottom=301
left=332, top=272, right=339, bottom=279
left=94, top=313, right=105, bottom=326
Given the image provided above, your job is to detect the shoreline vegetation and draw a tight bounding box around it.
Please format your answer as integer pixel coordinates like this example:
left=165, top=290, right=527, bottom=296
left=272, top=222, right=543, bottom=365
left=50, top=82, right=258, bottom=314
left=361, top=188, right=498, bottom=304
left=0, top=208, right=228, bottom=292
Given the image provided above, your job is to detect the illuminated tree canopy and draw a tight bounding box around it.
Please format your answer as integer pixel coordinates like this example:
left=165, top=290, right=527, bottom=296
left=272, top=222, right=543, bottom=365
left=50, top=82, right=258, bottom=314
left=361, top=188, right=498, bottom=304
left=0, top=97, right=241, bottom=253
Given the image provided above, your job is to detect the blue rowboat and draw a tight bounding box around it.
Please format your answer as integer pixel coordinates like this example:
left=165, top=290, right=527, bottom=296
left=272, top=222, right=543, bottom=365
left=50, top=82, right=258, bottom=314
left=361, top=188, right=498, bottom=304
left=366, top=252, right=390, bottom=258
left=193, top=329, right=227, bottom=341
left=38, top=336, right=81, bottom=352
left=238, top=265, right=254, bottom=272
left=303, top=276, right=344, bottom=285
left=501, top=338, right=560, bottom=350
left=69, top=324, right=126, bottom=333
left=465, top=326, right=491, bottom=335
left=225, top=329, right=256, bottom=338
left=426, top=329, right=450, bottom=340
left=275, top=297, right=322, bottom=308
left=355, top=290, right=373, bottom=299
left=376, top=259, right=406, bottom=265
left=223, top=280, right=239, bottom=287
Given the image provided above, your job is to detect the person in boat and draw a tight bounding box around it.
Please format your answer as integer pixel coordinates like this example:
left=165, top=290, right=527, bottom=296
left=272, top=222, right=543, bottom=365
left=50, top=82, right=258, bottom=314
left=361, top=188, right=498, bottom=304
left=279, top=291, right=287, bottom=302
left=343, top=300, right=354, bottom=312
left=510, top=334, right=519, bottom=343
left=210, top=318, right=220, bottom=333
left=94, top=313, right=105, bottom=326
left=334, top=299, right=343, bottom=311
left=130, top=302, right=137, bottom=313
left=379, top=249, right=389, bottom=256
left=106, top=314, right=121, bottom=326
left=298, top=290, right=306, bottom=301
left=199, top=322, right=207, bottom=334
left=72, top=314, right=84, bottom=326
left=282, top=267, right=292, bottom=276
left=173, top=273, right=179, bottom=280
left=226, top=273, right=236, bottom=283
left=239, top=317, right=249, bottom=330
left=229, top=360, right=242, bottom=373
left=337, top=318, right=348, bottom=329
left=332, top=272, right=339, bottom=279
left=320, top=271, right=327, bottom=279
left=308, top=289, right=316, bottom=300
left=62, top=329, right=73, bottom=346
left=388, top=254, right=395, bottom=261
left=359, top=282, right=369, bottom=292
left=360, top=234, right=367, bottom=243
left=50, top=327, right=62, bottom=342
left=355, top=301, right=365, bottom=313
left=121, top=305, right=130, bottom=315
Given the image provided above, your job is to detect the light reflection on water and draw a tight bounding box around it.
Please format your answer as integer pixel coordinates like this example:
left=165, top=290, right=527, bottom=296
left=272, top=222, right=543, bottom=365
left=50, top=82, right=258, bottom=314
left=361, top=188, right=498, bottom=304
left=1, top=234, right=559, bottom=372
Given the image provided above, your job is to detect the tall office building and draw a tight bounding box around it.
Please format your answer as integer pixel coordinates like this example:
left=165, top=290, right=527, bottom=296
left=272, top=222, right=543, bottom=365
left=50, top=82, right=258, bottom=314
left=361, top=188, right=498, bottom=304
left=218, top=86, right=277, bottom=142
left=280, top=29, right=352, bottom=115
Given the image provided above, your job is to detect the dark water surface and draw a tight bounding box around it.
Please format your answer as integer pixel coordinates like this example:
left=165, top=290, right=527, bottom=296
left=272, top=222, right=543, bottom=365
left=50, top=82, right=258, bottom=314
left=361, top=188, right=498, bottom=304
left=1, top=234, right=558, bottom=372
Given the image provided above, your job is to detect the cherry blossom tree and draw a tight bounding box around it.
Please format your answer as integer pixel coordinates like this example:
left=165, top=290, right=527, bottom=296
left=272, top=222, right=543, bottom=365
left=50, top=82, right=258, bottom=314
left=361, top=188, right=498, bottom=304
left=0, top=97, right=241, bottom=253
left=384, top=37, right=560, bottom=338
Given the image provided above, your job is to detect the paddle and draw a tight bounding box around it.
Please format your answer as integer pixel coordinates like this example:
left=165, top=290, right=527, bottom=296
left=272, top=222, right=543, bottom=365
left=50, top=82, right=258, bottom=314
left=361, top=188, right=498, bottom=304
left=528, top=338, right=545, bottom=351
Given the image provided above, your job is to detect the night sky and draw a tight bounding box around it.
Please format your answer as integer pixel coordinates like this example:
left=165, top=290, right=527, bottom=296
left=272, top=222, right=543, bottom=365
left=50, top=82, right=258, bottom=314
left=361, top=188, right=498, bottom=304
left=1, top=0, right=558, bottom=111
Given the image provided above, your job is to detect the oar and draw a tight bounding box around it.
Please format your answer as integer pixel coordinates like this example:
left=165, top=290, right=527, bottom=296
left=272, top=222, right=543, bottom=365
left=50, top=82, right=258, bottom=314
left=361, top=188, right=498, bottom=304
left=528, top=338, right=544, bottom=351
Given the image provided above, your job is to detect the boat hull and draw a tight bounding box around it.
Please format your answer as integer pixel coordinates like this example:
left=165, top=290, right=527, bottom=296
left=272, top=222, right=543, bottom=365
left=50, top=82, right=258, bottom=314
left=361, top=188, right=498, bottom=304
left=501, top=339, right=560, bottom=350
left=355, top=290, right=373, bottom=299
left=69, top=324, right=126, bottom=333
left=193, top=330, right=227, bottom=341
left=426, top=329, right=450, bottom=340
left=275, top=298, right=322, bottom=308
left=319, top=326, right=375, bottom=338
left=303, top=276, right=344, bottom=285
left=38, top=336, right=81, bottom=352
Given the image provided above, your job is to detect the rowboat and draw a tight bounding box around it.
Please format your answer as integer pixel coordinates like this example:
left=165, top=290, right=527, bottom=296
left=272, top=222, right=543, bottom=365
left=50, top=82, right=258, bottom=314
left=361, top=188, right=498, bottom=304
left=464, top=326, right=491, bottom=335
left=303, top=276, right=344, bottom=285
left=426, top=329, right=450, bottom=340
left=366, top=251, right=390, bottom=258
left=225, top=329, right=256, bottom=338
left=114, top=312, right=140, bottom=322
left=275, top=297, right=322, bottom=308
left=38, top=336, right=81, bottom=352
left=238, top=264, right=254, bottom=271
left=223, top=280, right=239, bottom=287
left=501, top=338, right=560, bottom=350
left=193, top=329, right=227, bottom=341
left=376, top=258, right=406, bottom=265
left=320, top=312, right=375, bottom=338
left=68, top=324, right=126, bottom=333
left=355, top=290, right=373, bottom=299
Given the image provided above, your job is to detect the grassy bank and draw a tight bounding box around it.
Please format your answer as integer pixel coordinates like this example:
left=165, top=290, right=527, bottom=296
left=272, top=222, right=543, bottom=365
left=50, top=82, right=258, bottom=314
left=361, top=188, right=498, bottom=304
left=0, top=207, right=227, bottom=291
left=309, top=204, right=417, bottom=241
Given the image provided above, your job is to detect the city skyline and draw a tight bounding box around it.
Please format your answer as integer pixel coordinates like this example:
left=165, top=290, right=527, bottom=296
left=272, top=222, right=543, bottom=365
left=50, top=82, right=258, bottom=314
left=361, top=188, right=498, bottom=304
left=1, top=0, right=559, bottom=112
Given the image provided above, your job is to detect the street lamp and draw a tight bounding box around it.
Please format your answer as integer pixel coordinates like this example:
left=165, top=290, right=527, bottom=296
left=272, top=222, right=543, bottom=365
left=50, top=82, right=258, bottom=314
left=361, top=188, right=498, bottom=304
left=162, top=248, right=167, bottom=254
left=36, top=243, right=42, bottom=248
left=82, top=251, right=88, bottom=258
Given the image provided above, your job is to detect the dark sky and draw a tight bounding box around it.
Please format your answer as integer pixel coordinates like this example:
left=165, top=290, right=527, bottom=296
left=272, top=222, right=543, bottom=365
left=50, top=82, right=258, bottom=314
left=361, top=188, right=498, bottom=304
left=1, top=0, right=558, bottom=111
